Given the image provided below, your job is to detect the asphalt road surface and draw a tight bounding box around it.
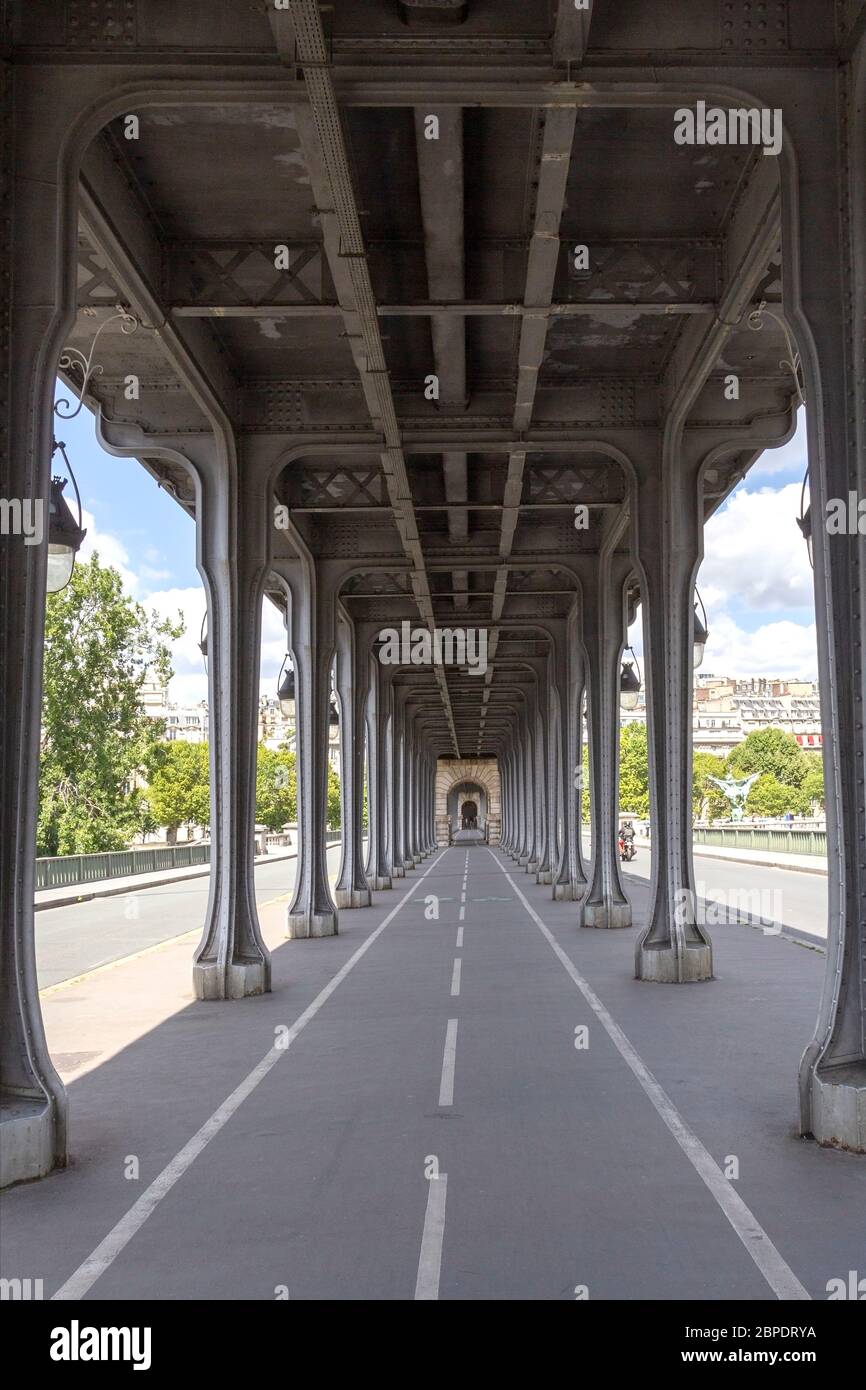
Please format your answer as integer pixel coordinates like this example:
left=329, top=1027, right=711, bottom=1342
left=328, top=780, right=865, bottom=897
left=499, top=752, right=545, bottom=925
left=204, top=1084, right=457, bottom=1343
left=35, top=848, right=342, bottom=989
left=7, top=844, right=863, bottom=1301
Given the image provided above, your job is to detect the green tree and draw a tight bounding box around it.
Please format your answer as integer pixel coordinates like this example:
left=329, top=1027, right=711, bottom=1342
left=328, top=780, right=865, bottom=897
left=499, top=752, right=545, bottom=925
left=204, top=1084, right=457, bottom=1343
left=147, top=741, right=210, bottom=843
left=619, top=722, right=649, bottom=818
left=256, top=746, right=297, bottom=830
left=801, top=763, right=825, bottom=811
left=745, top=773, right=804, bottom=818
left=327, top=762, right=342, bottom=829
left=693, top=752, right=728, bottom=821
left=38, top=554, right=182, bottom=855
left=727, top=727, right=809, bottom=788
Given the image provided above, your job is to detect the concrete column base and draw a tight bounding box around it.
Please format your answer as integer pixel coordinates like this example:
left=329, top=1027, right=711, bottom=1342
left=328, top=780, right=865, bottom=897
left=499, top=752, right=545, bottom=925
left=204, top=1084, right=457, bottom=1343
left=553, top=879, right=586, bottom=901
left=372, top=874, right=392, bottom=891
left=392, top=864, right=406, bottom=878
left=0, top=1098, right=62, bottom=1189
left=526, top=859, right=539, bottom=874
left=809, top=1065, right=866, bottom=1153
left=193, top=958, right=269, bottom=1000
left=536, top=869, right=552, bottom=885
left=636, top=941, right=713, bottom=982
left=518, top=854, right=530, bottom=867
left=286, top=909, right=339, bottom=939
left=583, top=901, right=632, bottom=930
left=335, top=887, right=372, bottom=909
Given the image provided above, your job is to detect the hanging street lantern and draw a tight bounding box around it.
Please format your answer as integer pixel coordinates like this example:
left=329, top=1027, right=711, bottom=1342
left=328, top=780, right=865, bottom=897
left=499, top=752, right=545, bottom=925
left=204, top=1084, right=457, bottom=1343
left=277, top=656, right=295, bottom=717
left=620, top=659, right=641, bottom=710
left=693, top=591, right=710, bottom=670
left=46, top=445, right=86, bottom=593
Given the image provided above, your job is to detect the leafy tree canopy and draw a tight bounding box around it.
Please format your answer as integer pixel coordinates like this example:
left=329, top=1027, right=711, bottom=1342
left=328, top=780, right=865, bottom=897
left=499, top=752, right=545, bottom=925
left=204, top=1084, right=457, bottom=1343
left=256, top=745, right=297, bottom=830
left=727, top=727, right=810, bottom=788
left=619, top=722, right=650, bottom=818
left=327, top=761, right=342, bottom=829
left=745, top=773, right=804, bottom=818
left=146, top=740, right=210, bottom=840
left=38, top=555, right=182, bottom=855
left=800, top=764, right=825, bottom=811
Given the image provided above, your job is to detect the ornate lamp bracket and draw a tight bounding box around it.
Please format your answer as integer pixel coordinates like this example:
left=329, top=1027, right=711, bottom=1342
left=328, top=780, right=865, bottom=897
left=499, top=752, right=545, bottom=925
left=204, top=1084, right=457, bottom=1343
left=747, top=300, right=807, bottom=408
left=54, top=306, right=141, bottom=420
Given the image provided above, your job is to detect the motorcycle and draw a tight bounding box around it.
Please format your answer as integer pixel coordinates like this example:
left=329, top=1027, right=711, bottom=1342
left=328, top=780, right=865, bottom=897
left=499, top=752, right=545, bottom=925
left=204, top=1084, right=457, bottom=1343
left=618, top=832, right=636, bottom=863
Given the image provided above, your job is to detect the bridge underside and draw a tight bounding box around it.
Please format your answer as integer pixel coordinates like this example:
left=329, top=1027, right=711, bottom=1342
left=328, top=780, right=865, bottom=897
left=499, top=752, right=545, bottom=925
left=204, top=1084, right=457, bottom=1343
left=1, top=0, right=864, bottom=1195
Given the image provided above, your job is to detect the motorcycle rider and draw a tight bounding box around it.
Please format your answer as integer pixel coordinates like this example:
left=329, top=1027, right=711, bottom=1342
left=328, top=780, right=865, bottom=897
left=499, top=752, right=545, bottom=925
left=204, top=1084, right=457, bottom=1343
left=618, top=819, right=636, bottom=861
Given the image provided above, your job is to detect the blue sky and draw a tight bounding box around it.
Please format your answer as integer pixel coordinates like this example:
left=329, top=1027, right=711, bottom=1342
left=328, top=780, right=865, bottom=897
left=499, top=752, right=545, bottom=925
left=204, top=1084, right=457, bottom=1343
left=58, top=390, right=818, bottom=702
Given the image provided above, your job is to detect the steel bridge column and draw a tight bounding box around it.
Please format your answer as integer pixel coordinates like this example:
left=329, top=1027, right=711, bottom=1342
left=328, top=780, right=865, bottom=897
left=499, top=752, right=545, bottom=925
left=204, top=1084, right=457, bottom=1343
left=193, top=452, right=272, bottom=998
left=334, top=613, right=372, bottom=909
left=370, top=659, right=394, bottom=889
left=787, top=63, right=866, bottom=1149
left=0, top=74, right=77, bottom=1185
left=403, top=710, right=419, bottom=865
left=282, top=558, right=340, bottom=939
left=582, top=552, right=632, bottom=930
left=501, top=751, right=512, bottom=853
left=534, top=667, right=555, bottom=885
left=423, top=754, right=434, bottom=853
left=391, top=688, right=409, bottom=876
left=632, top=450, right=709, bottom=977
left=526, top=689, right=542, bottom=875
left=553, top=614, right=589, bottom=901
left=425, top=754, right=434, bottom=852
left=518, top=710, right=534, bottom=867
left=406, top=717, right=419, bottom=863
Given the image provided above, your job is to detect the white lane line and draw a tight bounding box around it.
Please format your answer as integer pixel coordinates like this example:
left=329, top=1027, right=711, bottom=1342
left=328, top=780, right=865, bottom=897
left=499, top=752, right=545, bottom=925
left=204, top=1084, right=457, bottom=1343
left=414, top=1175, right=448, bottom=1300
left=52, top=851, right=448, bottom=1302
left=450, top=957, right=462, bottom=997
left=459, top=905, right=465, bottom=922
left=460, top=891, right=466, bottom=904
left=487, top=850, right=811, bottom=1304
left=456, top=926, right=464, bottom=948
left=438, top=1018, right=459, bottom=1106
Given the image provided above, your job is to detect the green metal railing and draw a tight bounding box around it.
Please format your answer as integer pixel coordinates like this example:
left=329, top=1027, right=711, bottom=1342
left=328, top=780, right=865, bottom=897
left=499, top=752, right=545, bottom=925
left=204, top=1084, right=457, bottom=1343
left=35, top=843, right=213, bottom=889
left=692, top=826, right=827, bottom=857
left=35, top=830, right=345, bottom=891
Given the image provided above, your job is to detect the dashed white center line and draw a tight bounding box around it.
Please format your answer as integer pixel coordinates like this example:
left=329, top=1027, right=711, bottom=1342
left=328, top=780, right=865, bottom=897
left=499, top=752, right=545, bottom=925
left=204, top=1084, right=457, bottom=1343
left=456, top=926, right=464, bottom=948
left=438, top=1018, right=459, bottom=1106
left=458, top=905, right=465, bottom=921
left=450, top=957, right=462, bottom=997
left=414, top=1174, right=448, bottom=1300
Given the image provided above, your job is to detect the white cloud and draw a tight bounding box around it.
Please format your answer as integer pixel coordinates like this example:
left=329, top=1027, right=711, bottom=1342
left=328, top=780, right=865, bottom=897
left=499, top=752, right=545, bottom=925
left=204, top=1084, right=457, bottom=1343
left=628, top=611, right=817, bottom=681
left=140, top=586, right=289, bottom=707
left=79, top=509, right=138, bottom=592
left=693, top=613, right=818, bottom=679
left=625, top=461, right=819, bottom=681
left=72, top=510, right=291, bottom=711
left=142, top=585, right=207, bottom=704
left=699, top=482, right=813, bottom=612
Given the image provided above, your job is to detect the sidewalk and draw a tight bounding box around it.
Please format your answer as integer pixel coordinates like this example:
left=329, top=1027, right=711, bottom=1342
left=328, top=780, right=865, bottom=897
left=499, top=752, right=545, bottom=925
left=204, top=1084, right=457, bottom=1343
left=686, top=841, right=826, bottom=876
left=34, top=845, right=298, bottom=912
left=586, top=835, right=828, bottom=877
